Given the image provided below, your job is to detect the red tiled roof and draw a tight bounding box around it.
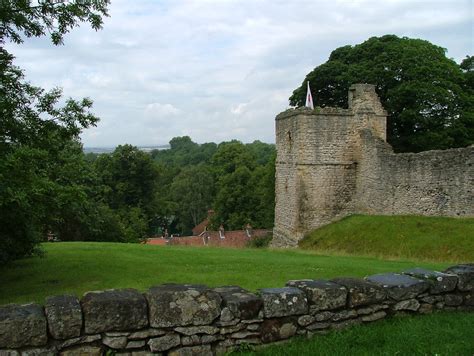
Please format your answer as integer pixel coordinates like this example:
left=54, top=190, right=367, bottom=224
left=168, top=229, right=271, bottom=248
left=146, top=238, right=168, bottom=246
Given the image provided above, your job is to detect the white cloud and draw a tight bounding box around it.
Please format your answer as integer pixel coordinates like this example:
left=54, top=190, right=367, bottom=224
left=5, top=0, right=473, bottom=147
left=145, top=103, right=181, bottom=118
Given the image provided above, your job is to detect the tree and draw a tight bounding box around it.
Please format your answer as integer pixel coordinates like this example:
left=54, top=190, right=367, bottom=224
left=93, top=145, right=160, bottom=241
left=460, top=56, right=474, bottom=91
left=170, top=165, right=215, bottom=235
left=0, top=0, right=109, bottom=264
left=211, top=140, right=256, bottom=177
left=249, top=153, right=276, bottom=228
left=246, top=140, right=275, bottom=165
left=152, top=136, right=217, bottom=167
left=211, top=166, right=258, bottom=230
left=0, top=0, right=109, bottom=45
left=289, top=35, right=474, bottom=153
left=94, top=145, right=159, bottom=212
left=210, top=141, right=276, bottom=230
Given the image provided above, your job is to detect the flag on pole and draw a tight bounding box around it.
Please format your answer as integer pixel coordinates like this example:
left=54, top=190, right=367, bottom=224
left=305, top=81, right=314, bottom=109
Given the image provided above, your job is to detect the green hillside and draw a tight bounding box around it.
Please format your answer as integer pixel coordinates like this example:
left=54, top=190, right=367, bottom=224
left=299, top=215, right=474, bottom=262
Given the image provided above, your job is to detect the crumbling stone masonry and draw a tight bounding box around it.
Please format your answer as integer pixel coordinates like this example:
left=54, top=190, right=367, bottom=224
left=0, top=264, right=473, bottom=355
left=273, top=84, right=473, bottom=247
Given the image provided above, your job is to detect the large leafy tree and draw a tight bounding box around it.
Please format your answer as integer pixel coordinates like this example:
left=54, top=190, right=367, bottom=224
left=93, top=145, right=160, bottom=241
left=209, top=140, right=275, bottom=230
left=94, top=145, right=159, bottom=212
left=290, top=35, right=474, bottom=153
left=170, top=165, right=215, bottom=235
left=0, top=0, right=109, bottom=45
left=0, top=0, right=109, bottom=264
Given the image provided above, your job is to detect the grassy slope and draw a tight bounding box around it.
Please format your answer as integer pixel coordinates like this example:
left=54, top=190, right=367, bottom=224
left=0, top=242, right=449, bottom=305
left=235, top=312, right=474, bottom=356
left=299, top=215, right=474, bottom=262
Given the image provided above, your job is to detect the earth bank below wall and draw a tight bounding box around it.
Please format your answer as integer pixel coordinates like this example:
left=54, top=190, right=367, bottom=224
left=1, top=264, right=473, bottom=355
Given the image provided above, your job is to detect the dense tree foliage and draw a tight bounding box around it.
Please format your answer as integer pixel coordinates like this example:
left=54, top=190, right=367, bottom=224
left=290, top=35, right=474, bottom=153
left=0, top=0, right=109, bottom=45
left=151, top=137, right=275, bottom=235
left=0, top=0, right=109, bottom=264
left=92, top=145, right=160, bottom=242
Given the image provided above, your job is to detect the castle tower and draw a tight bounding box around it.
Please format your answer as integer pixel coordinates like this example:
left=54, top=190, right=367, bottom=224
left=272, top=84, right=387, bottom=247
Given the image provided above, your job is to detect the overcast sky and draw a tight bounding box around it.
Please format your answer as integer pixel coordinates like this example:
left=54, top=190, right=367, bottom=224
left=6, top=0, right=474, bottom=147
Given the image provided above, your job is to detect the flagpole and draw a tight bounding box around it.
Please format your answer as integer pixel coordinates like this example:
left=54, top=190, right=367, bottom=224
left=305, top=81, right=314, bottom=109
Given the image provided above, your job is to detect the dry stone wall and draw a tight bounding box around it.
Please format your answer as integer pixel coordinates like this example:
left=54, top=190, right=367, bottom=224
left=1, top=264, right=473, bottom=355
left=273, top=84, right=473, bottom=247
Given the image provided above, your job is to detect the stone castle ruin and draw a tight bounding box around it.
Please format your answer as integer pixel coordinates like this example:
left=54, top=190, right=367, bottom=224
left=273, top=84, right=473, bottom=247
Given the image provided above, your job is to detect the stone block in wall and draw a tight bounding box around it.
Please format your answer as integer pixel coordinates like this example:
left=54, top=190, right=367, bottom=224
left=81, top=289, right=148, bottom=334
left=331, top=278, right=385, bottom=307
left=360, top=310, right=386, bottom=322
left=60, top=345, right=102, bottom=356
left=0, top=350, right=19, bottom=356
left=420, top=295, right=444, bottom=304
left=230, top=330, right=260, bottom=339
left=366, top=273, right=429, bottom=301
left=332, top=318, right=362, bottom=330
left=146, top=284, right=221, bottom=327
left=148, top=333, right=181, bottom=352
left=260, top=287, right=308, bottom=317
left=356, top=304, right=387, bottom=316
left=306, top=321, right=331, bottom=331
left=181, top=334, right=201, bottom=346
left=168, top=344, right=212, bottom=356
left=117, top=352, right=154, bottom=356
left=174, top=326, right=219, bottom=336
left=418, top=303, right=434, bottom=314
left=44, top=295, right=82, bottom=340
left=125, top=340, right=146, bottom=349
left=464, top=292, right=474, bottom=306
left=444, top=294, right=463, bottom=307
left=286, top=279, right=347, bottom=311
left=331, top=309, right=358, bottom=322
left=128, top=328, right=166, bottom=340
left=260, top=318, right=297, bottom=343
left=297, top=315, right=315, bottom=326
left=444, top=264, right=474, bottom=291
left=57, top=334, right=101, bottom=350
left=214, top=286, right=263, bottom=320
left=403, top=268, right=458, bottom=294
left=314, top=311, right=334, bottom=321
left=393, top=299, right=420, bottom=312
left=0, top=303, right=47, bottom=348
left=21, top=346, right=59, bottom=355
left=102, top=335, right=128, bottom=349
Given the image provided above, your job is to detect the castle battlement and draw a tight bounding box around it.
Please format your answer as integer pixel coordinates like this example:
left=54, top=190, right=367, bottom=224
left=273, top=84, right=473, bottom=247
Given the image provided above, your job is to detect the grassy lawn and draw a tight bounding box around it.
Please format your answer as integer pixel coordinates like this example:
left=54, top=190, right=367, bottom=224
left=234, top=312, right=474, bottom=356
left=0, top=242, right=451, bottom=305
left=300, top=215, right=474, bottom=262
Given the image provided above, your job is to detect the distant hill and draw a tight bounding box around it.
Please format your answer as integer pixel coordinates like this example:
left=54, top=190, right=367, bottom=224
left=83, top=144, right=170, bottom=154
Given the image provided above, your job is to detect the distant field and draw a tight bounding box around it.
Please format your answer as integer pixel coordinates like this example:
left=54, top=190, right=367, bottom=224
left=0, top=242, right=450, bottom=305
left=299, top=215, right=474, bottom=262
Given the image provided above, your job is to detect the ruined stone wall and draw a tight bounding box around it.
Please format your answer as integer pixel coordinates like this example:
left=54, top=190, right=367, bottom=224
left=356, top=130, right=474, bottom=217
left=1, top=265, right=473, bottom=355
left=273, top=84, right=473, bottom=247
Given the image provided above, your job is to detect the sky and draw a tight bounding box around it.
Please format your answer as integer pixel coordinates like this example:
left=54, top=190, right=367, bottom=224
left=6, top=0, right=474, bottom=147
